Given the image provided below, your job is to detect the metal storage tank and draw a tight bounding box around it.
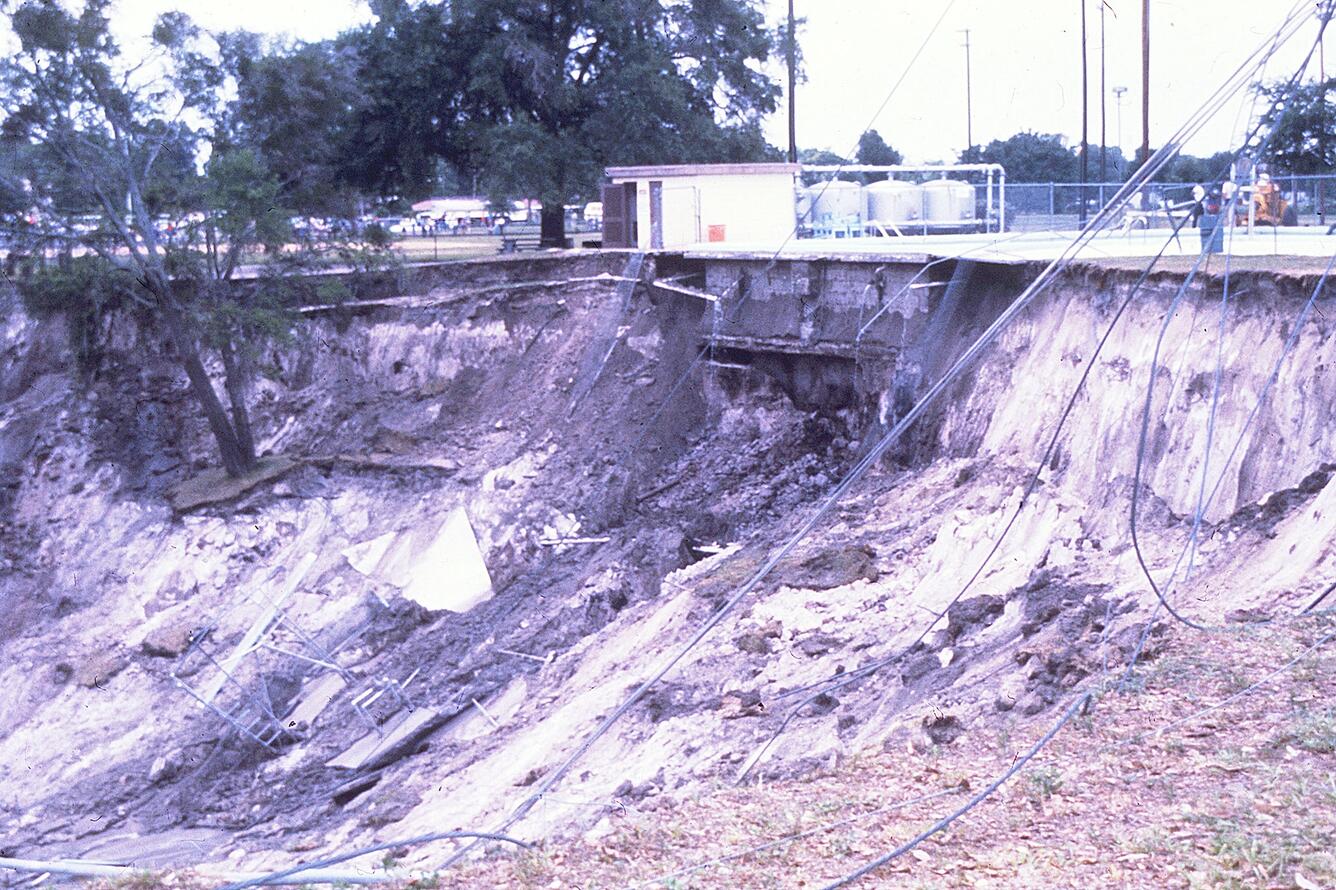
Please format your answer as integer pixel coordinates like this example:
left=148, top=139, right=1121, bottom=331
left=921, top=179, right=976, bottom=224
left=807, top=180, right=863, bottom=222
left=864, top=180, right=922, bottom=224
left=795, top=186, right=812, bottom=224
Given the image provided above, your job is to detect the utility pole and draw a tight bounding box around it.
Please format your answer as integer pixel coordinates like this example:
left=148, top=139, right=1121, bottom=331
left=961, top=29, right=973, bottom=150
left=1099, top=0, right=1107, bottom=184
left=787, top=0, right=797, bottom=164
left=1080, top=0, right=1089, bottom=226
left=1141, top=0, right=1150, bottom=169
left=1321, top=10, right=1327, bottom=224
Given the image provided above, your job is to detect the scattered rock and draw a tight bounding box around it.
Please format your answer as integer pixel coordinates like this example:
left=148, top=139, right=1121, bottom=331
left=74, top=652, right=127, bottom=688
left=946, top=594, right=1005, bottom=640
left=802, top=693, right=840, bottom=716
left=1017, top=691, right=1050, bottom=716
left=1111, top=623, right=1167, bottom=664
left=993, top=675, right=1027, bottom=712
left=922, top=713, right=964, bottom=746
left=1225, top=607, right=1271, bottom=624
left=719, top=689, right=765, bottom=719
left=781, top=544, right=879, bottom=590
left=641, top=683, right=709, bottom=723
left=141, top=622, right=199, bottom=658
left=148, top=749, right=185, bottom=785
left=900, top=651, right=940, bottom=685
left=734, top=620, right=782, bottom=654
left=360, top=787, right=422, bottom=828
left=796, top=632, right=841, bottom=657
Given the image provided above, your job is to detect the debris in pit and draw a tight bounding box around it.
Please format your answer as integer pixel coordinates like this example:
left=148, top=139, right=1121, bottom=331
left=719, top=689, right=766, bottom=719
left=946, top=594, right=1005, bottom=641
left=325, top=707, right=447, bottom=772
left=331, top=770, right=383, bottom=805
left=734, top=619, right=783, bottom=654
left=780, top=543, right=879, bottom=590
left=900, top=650, right=941, bottom=686
left=922, top=713, right=964, bottom=746
left=148, top=748, right=185, bottom=784
left=640, top=682, right=713, bottom=723
left=515, top=766, right=546, bottom=787
left=360, top=786, right=423, bottom=828
left=74, top=651, right=127, bottom=688
left=796, top=631, right=842, bottom=657
left=1016, top=570, right=1112, bottom=638
left=1225, top=607, right=1272, bottom=624
left=283, top=672, right=348, bottom=728
left=141, top=621, right=202, bottom=658
left=166, top=455, right=298, bottom=512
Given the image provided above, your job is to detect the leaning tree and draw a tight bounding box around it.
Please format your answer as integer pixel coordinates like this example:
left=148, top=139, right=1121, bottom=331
left=1, top=0, right=382, bottom=477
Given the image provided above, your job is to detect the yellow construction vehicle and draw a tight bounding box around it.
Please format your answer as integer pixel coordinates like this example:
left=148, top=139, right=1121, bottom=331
left=1239, top=173, right=1298, bottom=226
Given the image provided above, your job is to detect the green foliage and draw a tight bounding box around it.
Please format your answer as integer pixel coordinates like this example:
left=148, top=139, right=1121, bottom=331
left=1282, top=707, right=1336, bottom=753
left=219, top=33, right=362, bottom=213
left=348, top=0, right=782, bottom=236
left=1254, top=77, right=1336, bottom=175
left=1022, top=765, right=1064, bottom=804
left=0, top=0, right=381, bottom=476
left=15, top=254, right=136, bottom=319
left=961, top=131, right=1079, bottom=183
left=856, top=129, right=903, bottom=182
left=15, top=253, right=137, bottom=372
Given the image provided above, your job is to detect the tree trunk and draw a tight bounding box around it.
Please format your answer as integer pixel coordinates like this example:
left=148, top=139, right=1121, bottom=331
left=160, top=299, right=254, bottom=477
left=540, top=204, right=566, bottom=248
left=218, top=337, right=257, bottom=466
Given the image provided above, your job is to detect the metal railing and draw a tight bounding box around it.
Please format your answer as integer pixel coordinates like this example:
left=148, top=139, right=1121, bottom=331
left=1007, top=173, right=1336, bottom=232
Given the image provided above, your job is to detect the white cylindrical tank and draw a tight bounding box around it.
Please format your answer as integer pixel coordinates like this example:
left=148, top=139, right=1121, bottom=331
left=864, top=180, right=922, bottom=224
left=795, top=186, right=812, bottom=224
left=807, top=180, right=862, bottom=222
left=921, top=179, right=976, bottom=224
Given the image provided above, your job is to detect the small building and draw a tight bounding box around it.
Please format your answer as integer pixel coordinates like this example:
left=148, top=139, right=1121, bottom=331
left=601, top=163, right=801, bottom=250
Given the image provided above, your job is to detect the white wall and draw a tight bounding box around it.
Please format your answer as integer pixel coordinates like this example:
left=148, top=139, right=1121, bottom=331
left=624, top=173, right=797, bottom=250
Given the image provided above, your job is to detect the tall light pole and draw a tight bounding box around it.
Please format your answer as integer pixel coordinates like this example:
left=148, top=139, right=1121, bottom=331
left=1113, top=85, right=1128, bottom=173
left=960, top=29, right=973, bottom=150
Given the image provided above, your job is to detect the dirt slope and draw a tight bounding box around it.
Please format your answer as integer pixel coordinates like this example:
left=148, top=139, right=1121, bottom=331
left=1, top=253, right=1333, bottom=887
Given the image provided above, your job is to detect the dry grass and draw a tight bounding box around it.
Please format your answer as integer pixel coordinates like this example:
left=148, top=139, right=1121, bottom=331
left=76, top=616, right=1335, bottom=889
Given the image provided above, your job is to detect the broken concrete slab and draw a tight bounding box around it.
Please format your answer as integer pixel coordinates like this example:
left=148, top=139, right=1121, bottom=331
left=283, top=672, right=348, bottom=729
left=344, top=507, right=493, bottom=612
left=325, top=707, right=445, bottom=772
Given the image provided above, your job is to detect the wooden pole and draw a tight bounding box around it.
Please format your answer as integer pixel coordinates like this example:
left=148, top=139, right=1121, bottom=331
left=1141, top=0, right=1150, bottom=168
left=787, top=0, right=797, bottom=164
left=1099, top=0, right=1107, bottom=183
left=1080, top=0, right=1090, bottom=226
left=963, top=29, right=973, bottom=149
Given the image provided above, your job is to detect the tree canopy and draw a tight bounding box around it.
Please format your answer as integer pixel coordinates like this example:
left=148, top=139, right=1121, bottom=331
left=1254, top=77, right=1336, bottom=175
left=960, top=132, right=1079, bottom=183
left=349, top=0, right=781, bottom=243
left=856, top=129, right=902, bottom=182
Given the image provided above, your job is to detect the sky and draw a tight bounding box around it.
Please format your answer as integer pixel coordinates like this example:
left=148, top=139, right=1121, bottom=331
left=110, top=0, right=1329, bottom=165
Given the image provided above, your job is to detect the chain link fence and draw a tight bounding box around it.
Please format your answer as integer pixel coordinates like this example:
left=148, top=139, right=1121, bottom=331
left=1006, top=174, right=1336, bottom=232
